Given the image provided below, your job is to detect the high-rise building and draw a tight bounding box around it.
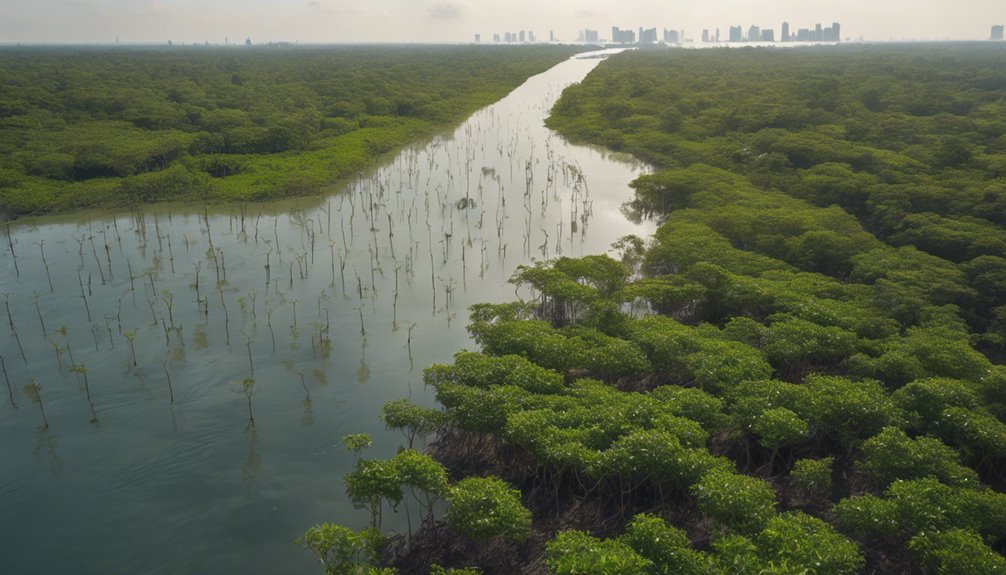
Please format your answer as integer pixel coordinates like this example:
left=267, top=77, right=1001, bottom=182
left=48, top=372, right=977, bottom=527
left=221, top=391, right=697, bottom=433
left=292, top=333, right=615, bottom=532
left=550, top=30, right=555, bottom=42
left=528, top=31, right=536, bottom=43
left=702, top=29, right=710, bottom=42
left=729, top=25, right=742, bottom=42
left=583, top=29, right=599, bottom=43
left=993, top=25, right=1005, bottom=40
left=639, top=27, right=657, bottom=43
left=716, top=28, right=720, bottom=42
left=663, top=28, right=680, bottom=43
left=761, top=29, right=775, bottom=42
left=474, top=34, right=480, bottom=43
left=816, top=23, right=841, bottom=41
left=747, top=25, right=760, bottom=42
left=519, top=30, right=526, bottom=43
left=781, top=22, right=842, bottom=43
left=493, top=33, right=500, bottom=43
left=611, top=26, right=635, bottom=43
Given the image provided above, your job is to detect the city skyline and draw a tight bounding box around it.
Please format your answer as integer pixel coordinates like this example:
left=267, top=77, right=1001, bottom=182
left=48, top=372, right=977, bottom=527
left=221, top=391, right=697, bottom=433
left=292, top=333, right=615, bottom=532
left=0, top=0, right=1003, bottom=45
left=492, top=20, right=842, bottom=45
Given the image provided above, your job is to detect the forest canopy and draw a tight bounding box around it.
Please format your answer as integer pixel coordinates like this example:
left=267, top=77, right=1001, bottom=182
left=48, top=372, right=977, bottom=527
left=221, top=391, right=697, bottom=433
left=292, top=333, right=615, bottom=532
left=0, top=44, right=584, bottom=216
left=309, top=44, right=1006, bottom=575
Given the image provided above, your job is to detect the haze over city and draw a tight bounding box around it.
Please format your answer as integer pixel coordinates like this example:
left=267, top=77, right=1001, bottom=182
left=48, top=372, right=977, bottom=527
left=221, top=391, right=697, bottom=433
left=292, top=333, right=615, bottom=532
left=1, top=0, right=1004, bottom=45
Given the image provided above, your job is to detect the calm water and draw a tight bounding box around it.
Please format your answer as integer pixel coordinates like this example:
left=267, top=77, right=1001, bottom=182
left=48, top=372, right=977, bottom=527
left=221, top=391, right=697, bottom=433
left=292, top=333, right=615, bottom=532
left=0, top=50, right=654, bottom=575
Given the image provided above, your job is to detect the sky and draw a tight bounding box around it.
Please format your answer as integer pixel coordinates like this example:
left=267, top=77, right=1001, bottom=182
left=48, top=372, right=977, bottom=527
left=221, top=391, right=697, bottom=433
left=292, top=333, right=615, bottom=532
left=1, top=0, right=1004, bottom=45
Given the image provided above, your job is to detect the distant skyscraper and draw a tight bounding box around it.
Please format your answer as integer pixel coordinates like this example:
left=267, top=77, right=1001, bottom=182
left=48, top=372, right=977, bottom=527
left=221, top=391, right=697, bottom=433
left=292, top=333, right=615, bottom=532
left=584, top=29, right=599, bottom=43
left=493, top=33, right=500, bottom=43
left=729, top=25, right=742, bottom=42
left=816, top=22, right=841, bottom=42
left=702, top=29, right=710, bottom=42
left=519, top=30, right=525, bottom=43
left=761, top=29, right=775, bottom=42
left=474, top=34, right=480, bottom=43
left=747, top=25, right=760, bottom=42
left=663, top=28, right=680, bottom=43
left=639, top=27, right=657, bottom=43
left=993, top=25, right=1005, bottom=40
left=781, top=22, right=790, bottom=42
left=611, top=26, right=635, bottom=43
left=716, top=28, right=720, bottom=42
left=528, top=31, right=536, bottom=42
left=550, top=30, right=555, bottom=42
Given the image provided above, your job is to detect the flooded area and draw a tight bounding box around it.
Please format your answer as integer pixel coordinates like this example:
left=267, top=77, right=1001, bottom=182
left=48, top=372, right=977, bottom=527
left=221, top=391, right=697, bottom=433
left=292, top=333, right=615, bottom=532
left=0, top=49, right=654, bottom=575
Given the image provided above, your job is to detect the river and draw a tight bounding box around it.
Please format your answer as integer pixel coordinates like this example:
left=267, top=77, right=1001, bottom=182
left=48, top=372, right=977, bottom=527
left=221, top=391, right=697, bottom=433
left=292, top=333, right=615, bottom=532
left=0, top=49, right=654, bottom=575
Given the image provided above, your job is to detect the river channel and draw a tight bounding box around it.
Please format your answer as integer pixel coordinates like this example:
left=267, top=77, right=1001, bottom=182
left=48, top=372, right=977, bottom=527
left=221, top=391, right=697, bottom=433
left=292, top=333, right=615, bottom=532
left=0, top=49, right=654, bottom=575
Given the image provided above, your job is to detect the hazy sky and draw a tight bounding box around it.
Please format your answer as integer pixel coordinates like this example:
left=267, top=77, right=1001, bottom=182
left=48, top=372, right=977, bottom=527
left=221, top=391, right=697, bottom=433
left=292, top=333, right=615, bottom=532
left=1, top=0, right=1004, bottom=44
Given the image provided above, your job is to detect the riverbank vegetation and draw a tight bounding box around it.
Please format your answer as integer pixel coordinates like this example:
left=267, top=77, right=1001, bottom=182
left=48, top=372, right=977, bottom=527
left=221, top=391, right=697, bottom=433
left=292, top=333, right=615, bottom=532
left=0, top=44, right=583, bottom=216
left=304, top=44, right=1006, bottom=574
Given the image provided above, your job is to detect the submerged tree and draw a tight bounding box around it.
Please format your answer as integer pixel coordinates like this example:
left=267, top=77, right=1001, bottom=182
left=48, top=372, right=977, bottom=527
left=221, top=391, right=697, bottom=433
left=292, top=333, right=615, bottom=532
left=234, top=377, right=256, bottom=429
left=341, top=433, right=372, bottom=461
left=24, top=380, right=48, bottom=429
left=70, top=364, right=98, bottom=423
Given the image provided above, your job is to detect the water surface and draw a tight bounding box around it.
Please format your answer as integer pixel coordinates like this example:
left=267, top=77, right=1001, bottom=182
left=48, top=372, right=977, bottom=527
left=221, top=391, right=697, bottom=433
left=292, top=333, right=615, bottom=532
left=0, top=49, right=654, bottom=575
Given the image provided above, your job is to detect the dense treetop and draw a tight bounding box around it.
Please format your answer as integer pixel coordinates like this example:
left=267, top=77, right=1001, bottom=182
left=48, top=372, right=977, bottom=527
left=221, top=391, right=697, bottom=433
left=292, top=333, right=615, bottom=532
left=0, top=44, right=584, bottom=215
left=548, top=43, right=1006, bottom=338
left=308, top=44, right=1006, bottom=575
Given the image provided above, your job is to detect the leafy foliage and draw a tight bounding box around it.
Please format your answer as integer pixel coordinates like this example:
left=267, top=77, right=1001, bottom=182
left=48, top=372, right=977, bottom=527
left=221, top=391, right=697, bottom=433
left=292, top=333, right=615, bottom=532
left=0, top=45, right=584, bottom=215
left=835, top=477, right=1006, bottom=542
left=446, top=476, right=532, bottom=543
left=859, top=426, right=979, bottom=488
left=304, top=44, right=1006, bottom=575
left=344, top=459, right=403, bottom=529
left=297, top=523, right=385, bottom=575
left=908, top=529, right=1006, bottom=574
left=752, top=407, right=809, bottom=451
left=546, top=530, right=653, bottom=575
left=692, top=469, right=777, bottom=536
left=381, top=399, right=448, bottom=449
left=790, top=458, right=833, bottom=495
left=342, top=433, right=373, bottom=458
left=622, top=513, right=715, bottom=575
left=755, top=512, right=864, bottom=575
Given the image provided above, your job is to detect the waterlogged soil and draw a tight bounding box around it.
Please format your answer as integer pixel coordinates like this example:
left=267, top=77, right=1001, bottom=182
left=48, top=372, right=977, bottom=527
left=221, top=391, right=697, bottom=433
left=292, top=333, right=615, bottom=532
left=0, top=50, right=654, bottom=575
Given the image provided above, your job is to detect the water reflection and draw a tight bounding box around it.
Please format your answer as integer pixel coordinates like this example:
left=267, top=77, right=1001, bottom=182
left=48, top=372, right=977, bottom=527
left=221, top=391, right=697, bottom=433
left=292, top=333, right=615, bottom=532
left=0, top=49, right=654, bottom=575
